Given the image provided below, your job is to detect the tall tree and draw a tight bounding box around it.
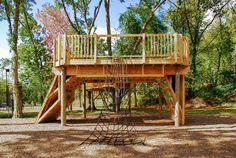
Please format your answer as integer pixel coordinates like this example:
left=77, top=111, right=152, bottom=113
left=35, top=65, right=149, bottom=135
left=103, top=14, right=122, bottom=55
left=167, top=0, right=230, bottom=96
left=58, top=0, right=103, bottom=35
left=104, top=0, right=112, bottom=56
left=3, top=0, right=23, bottom=118
left=19, top=3, right=51, bottom=105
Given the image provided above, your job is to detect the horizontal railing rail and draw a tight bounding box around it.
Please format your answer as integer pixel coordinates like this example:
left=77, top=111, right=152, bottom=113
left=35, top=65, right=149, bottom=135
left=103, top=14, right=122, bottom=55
left=53, top=33, right=189, bottom=67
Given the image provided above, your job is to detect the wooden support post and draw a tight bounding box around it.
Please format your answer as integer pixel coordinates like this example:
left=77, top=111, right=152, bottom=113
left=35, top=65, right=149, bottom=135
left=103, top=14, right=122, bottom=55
left=128, top=84, right=131, bottom=116
left=61, top=68, right=66, bottom=126
left=83, top=82, right=86, bottom=118
left=88, top=91, right=92, bottom=112
left=180, top=75, right=186, bottom=125
left=158, top=85, right=163, bottom=113
left=175, top=66, right=180, bottom=127
left=79, top=85, right=82, bottom=107
left=91, top=91, right=94, bottom=112
left=134, top=84, right=138, bottom=107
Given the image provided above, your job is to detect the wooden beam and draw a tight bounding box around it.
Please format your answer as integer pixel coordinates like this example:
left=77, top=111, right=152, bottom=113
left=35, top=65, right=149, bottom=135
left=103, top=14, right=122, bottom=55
left=61, top=68, right=66, bottom=126
left=180, top=75, right=186, bottom=125
left=174, top=66, right=180, bottom=127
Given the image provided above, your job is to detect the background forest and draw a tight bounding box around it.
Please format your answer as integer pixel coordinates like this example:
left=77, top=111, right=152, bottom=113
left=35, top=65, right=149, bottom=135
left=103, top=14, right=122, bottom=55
left=0, top=0, right=235, bottom=118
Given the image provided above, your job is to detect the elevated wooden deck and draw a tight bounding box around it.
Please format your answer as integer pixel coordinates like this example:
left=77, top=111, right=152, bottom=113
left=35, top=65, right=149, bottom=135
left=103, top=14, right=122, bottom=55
left=37, top=33, right=189, bottom=127
left=52, top=34, right=189, bottom=80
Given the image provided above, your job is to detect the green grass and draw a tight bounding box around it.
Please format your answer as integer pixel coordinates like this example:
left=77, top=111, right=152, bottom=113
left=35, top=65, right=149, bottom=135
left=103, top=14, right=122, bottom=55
left=131, top=108, right=168, bottom=115
left=186, top=105, right=236, bottom=115
left=0, top=111, right=38, bottom=118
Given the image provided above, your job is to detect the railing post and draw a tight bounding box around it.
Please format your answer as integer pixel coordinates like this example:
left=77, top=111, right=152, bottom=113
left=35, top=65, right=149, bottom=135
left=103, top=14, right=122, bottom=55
left=58, top=36, right=61, bottom=66
left=174, top=33, right=178, bottom=63
left=94, top=34, right=97, bottom=64
left=63, top=34, right=67, bottom=65
left=53, top=38, right=56, bottom=67
left=142, top=33, right=146, bottom=64
left=180, top=34, right=183, bottom=63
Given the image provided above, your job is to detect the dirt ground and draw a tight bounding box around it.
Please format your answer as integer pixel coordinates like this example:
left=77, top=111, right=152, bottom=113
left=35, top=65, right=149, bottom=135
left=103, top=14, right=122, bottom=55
left=0, top=113, right=236, bottom=158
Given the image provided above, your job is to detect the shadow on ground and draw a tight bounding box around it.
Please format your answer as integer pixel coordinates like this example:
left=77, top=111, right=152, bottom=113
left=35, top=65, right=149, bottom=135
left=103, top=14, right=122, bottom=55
left=0, top=114, right=235, bottom=158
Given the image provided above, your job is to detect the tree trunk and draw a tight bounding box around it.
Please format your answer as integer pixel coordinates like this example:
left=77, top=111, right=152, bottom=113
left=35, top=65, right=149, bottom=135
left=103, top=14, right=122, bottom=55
left=104, top=0, right=112, bottom=56
left=189, top=45, right=197, bottom=97
left=215, top=16, right=223, bottom=86
left=12, top=0, right=23, bottom=118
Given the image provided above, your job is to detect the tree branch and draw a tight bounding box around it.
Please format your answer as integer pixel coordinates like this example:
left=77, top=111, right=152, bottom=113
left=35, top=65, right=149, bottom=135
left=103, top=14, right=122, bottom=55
left=132, top=0, right=166, bottom=55
left=71, top=0, right=80, bottom=32
left=60, top=0, right=80, bottom=34
left=198, top=0, right=230, bottom=41
left=87, top=0, right=102, bottom=34
left=4, top=0, right=13, bottom=35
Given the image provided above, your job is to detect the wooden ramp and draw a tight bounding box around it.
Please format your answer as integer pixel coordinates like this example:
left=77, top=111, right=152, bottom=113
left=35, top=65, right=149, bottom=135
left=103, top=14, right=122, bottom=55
left=36, top=76, right=80, bottom=123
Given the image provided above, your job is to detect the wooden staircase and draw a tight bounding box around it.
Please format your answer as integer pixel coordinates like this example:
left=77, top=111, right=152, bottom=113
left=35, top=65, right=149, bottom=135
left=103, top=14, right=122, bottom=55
left=36, top=76, right=80, bottom=123
left=161, top=76, right=177, bottom=120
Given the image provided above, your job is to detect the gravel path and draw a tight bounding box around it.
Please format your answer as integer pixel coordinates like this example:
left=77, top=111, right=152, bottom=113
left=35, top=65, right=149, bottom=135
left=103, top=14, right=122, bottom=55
left=0, top=114, right=236, bottom=158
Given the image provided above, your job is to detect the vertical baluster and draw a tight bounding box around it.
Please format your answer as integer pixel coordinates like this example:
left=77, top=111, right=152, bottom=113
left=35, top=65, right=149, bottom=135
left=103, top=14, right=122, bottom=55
left=84, top=36, right=86, bottom=58
left=149, top=35, right=153, bottom=56
left=87, top=36, right=89, bottom=58
left=165, top=35, right=167, bottom=56
left=156, top=35, right=158, bottom=56
left=159, top=35, right=161, bottom=56
left=163, top=35, right=165, bottom=56
left=80, top=35, right=82, bottom=57
left=90, top=36, right=93, bottom=58
left=74, top=35, right=77, bottom=58
left=72, top=35, right=75, bottom=59
left=171, top=35, right=173, bottom=55
left=153, top=35, right=156, bottom=56
left=77, top=36, right=79, bottom=58
left=167, top=34, right=169, bottom=56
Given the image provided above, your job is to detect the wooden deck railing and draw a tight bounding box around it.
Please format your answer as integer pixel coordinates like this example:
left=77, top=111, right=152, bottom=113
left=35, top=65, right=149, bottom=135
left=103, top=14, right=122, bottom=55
left=53, top=34, right=189, bottom=67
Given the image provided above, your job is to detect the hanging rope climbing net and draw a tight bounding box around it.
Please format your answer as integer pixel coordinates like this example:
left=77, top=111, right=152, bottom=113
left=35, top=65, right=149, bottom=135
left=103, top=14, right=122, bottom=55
left=80, top=57, right=145, bottom=146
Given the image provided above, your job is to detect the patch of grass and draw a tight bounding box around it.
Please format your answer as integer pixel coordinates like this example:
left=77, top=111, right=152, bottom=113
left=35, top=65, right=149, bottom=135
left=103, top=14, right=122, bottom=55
left=22, top=112, right=38, bottom=118
left=131, top=107, right=168, bottom=115
left=0, top=111, right=38, bottom=118
left=0, top=111, right=12, bottom=118
left=186, top=103, right=236, bottom=115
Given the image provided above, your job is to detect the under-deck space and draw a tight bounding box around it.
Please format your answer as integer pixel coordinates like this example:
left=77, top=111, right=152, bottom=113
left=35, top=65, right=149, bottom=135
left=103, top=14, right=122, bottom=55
left=37, top=33, right=189, bottom=127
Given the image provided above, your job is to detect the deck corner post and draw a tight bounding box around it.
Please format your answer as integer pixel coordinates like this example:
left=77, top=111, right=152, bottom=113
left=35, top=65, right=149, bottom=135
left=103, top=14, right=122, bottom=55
left=58, top=36, right=61, bottom=66
left=142, top=33, right=146, bottom=64
left=94, top=34, right=97, bottom=64
left=53, top=38, right=56, bottom=67
left=174, top=33, right=178, bottom=63
left=180, top=75, right=186, bottom=125
left=61, top=67, right=66, bottom=126
left=175, top=66, right=180, bottom=127
left=63, top=34, right=67, bottom=65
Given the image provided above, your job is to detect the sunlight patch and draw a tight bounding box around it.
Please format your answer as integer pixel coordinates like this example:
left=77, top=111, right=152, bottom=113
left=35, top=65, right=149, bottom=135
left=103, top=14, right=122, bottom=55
left=0, top=134, right=31, bottom=143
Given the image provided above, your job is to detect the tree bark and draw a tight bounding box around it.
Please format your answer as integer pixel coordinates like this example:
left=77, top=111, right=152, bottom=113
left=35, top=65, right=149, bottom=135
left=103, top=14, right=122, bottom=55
left=215, top=16, right=223, bottom=86
left=12, top=0, right=23, bottom=118
left=104, top=0, right=112, bottom=56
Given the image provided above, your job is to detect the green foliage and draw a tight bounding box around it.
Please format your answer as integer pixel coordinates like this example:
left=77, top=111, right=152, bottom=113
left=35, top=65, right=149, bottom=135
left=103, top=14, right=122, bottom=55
left=18, top=10, right=52, bottom=105
left=137, top=83, right=159, bottom=106
left=119, top=2, right=167, bottom=34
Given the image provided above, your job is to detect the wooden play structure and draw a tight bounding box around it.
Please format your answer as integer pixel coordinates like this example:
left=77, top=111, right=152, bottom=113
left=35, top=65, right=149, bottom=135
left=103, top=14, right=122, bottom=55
left=36, top=33, right=189, bottom=127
